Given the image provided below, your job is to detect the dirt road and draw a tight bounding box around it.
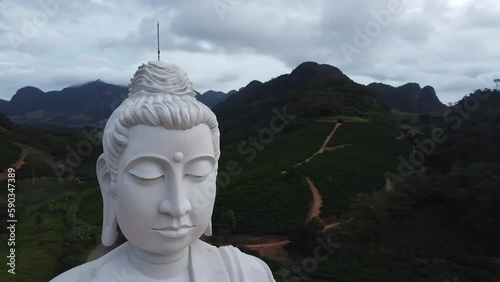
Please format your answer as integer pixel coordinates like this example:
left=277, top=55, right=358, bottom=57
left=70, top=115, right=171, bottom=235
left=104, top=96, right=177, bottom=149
left=306, top=177, right=322, bottom=221
left=295, top=123, right=341, bottom=167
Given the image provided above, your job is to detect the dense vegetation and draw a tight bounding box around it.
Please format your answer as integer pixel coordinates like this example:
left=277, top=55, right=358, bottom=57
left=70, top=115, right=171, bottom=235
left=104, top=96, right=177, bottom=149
left=281, top=90, right=500, bottom=282
left=299, top=122, right=411, bottom=216
left=214, top=62, right=384, bottom=145
left=214, top=121, right=334, bottom=234
left=0, top=178, right=100, bottom=282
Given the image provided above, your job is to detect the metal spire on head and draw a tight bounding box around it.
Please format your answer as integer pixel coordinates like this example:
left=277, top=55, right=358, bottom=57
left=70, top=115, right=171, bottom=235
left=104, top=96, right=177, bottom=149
left=157, top=22, right=160, bottom=61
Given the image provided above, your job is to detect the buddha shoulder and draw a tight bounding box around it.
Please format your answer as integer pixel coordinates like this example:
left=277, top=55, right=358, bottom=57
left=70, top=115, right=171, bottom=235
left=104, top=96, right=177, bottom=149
left=218, top=245, right=276, bottom=282
left=50, top=244, right=128, bottom=282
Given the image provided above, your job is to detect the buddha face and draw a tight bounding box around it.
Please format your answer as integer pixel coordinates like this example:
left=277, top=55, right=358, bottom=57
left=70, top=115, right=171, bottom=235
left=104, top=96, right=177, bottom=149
left=114, top=124, right=217, bottom=254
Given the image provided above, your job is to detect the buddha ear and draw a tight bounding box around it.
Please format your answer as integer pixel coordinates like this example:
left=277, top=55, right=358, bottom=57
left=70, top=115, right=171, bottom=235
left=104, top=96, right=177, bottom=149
left=203, top=221, right=212, bottom=237
left=97, top=154, right=118, bottom=247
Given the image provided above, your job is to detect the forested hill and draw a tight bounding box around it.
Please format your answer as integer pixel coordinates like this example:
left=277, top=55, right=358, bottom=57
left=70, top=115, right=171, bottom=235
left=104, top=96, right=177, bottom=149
left=368, top=82, right=447, bottom=113
left=302, top=89, right=500, bottom=282
left=214, top=61, right=385, bottom=144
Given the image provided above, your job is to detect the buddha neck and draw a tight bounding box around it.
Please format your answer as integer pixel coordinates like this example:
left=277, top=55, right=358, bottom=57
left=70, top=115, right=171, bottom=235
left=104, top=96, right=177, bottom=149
left=127, top=243, right=190, bottom=280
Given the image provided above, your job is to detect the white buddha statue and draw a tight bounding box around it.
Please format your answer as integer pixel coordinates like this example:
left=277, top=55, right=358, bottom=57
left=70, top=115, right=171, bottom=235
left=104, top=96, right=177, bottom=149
left=50, top=61, right=276, bottom=282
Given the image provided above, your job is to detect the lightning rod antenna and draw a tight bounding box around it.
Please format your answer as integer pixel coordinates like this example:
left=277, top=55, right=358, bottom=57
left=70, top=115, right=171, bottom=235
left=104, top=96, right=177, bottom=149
left=157, top=22, right=160, bottom=61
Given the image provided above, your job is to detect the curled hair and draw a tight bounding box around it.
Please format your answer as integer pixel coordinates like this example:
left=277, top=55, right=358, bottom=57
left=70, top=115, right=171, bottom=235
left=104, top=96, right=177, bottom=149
left=101, top=63, right=220, bottom=185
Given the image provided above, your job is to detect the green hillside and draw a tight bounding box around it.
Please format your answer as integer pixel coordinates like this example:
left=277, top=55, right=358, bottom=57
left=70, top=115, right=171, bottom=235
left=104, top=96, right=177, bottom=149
left=279, top=89, right=500, bottom=282
left=0, top=80, right=498, bottom=281
left=299, top=122, right=411, bottom=216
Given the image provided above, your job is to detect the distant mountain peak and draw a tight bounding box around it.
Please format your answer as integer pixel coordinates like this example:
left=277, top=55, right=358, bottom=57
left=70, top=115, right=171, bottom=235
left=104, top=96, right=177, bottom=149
left=422, top=85, right=436, bottom=94
left=92, top=79, right=105, bottom=84
left=15, top=86, right=44, bottom=94
left=368, top=82, right=445, bottom=113
left=196, top=90, right=234, bottom=109
left=69, top=79, right=108, bottom=89
left=11, top=87, right=45, bottom=103
left=290, top=61, right=351, bottom=83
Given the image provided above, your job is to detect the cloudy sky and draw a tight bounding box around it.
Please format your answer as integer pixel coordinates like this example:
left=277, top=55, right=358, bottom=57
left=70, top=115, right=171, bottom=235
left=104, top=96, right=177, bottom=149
left=0, top=0, right=499, bottom=103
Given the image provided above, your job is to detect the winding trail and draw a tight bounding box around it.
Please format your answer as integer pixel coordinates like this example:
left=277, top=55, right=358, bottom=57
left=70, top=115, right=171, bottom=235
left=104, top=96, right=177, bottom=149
left=246, top=123, right=343, bottom=259
left=246, top=239, right=292, bottom=249
left=306, top=177, right=322, bottom=221
left=295, top=123, right=341, bottom=167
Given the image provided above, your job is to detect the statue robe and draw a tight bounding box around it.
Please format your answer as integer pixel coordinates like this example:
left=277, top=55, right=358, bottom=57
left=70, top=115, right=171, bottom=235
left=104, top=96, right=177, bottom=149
left=50, top=240, right=275, bottom=282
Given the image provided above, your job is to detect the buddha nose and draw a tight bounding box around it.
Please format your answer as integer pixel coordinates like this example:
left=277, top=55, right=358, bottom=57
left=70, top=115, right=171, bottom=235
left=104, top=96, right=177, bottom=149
left=158, top=175, right=192, bottom=217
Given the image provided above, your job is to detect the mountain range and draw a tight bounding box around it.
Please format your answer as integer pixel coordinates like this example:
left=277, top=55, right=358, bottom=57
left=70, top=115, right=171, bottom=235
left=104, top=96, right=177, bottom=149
left=0, top=62, right=446, bottom=127
left=0, top=81, right=234, bottom=127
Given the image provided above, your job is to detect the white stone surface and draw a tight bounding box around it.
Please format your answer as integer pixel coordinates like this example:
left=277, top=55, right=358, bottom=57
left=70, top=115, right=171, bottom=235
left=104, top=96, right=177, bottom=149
left=50, top=61, right=275, bottom=282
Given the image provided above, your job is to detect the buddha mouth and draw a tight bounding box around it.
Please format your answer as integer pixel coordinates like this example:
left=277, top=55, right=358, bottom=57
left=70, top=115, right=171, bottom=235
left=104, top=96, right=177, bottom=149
left=152, top=225, right=195, bottom=237
left=152, top=225, right=195, bottom=231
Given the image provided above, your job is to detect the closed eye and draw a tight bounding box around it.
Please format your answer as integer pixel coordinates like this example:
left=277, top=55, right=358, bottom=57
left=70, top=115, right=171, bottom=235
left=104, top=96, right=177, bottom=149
left=129, top=172, right=163, bottom=182
left=127, top=160, right=164, bottom=182
left=185, top=173, right=209, bottom=181
left=184, top=156, right=215, bottom=181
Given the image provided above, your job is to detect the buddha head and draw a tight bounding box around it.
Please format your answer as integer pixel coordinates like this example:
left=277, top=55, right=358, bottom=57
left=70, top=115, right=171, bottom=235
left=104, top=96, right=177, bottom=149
left=96, top=61, right=220, bottom=255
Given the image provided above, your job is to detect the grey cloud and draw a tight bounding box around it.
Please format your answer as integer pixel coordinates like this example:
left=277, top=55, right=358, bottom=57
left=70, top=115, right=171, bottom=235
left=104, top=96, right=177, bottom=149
left=0, top=0, right=499, bottom=104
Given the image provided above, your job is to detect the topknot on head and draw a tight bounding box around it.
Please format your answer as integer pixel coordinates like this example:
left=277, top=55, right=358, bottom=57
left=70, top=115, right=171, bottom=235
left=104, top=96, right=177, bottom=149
left=128, top=61, right=196, bottom=98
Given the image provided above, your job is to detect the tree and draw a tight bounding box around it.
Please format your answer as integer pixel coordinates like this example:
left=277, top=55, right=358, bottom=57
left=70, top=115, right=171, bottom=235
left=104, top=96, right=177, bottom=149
left=218, top=209, right=237, bottom=233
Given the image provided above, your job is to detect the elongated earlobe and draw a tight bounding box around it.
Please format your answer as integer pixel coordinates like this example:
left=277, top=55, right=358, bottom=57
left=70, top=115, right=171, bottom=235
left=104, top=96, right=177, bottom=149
left=204, top=221, right=212, bottom=237
left=102, top=225, right=117, bottom=246
left=97, top=154, right=118, bottom=246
